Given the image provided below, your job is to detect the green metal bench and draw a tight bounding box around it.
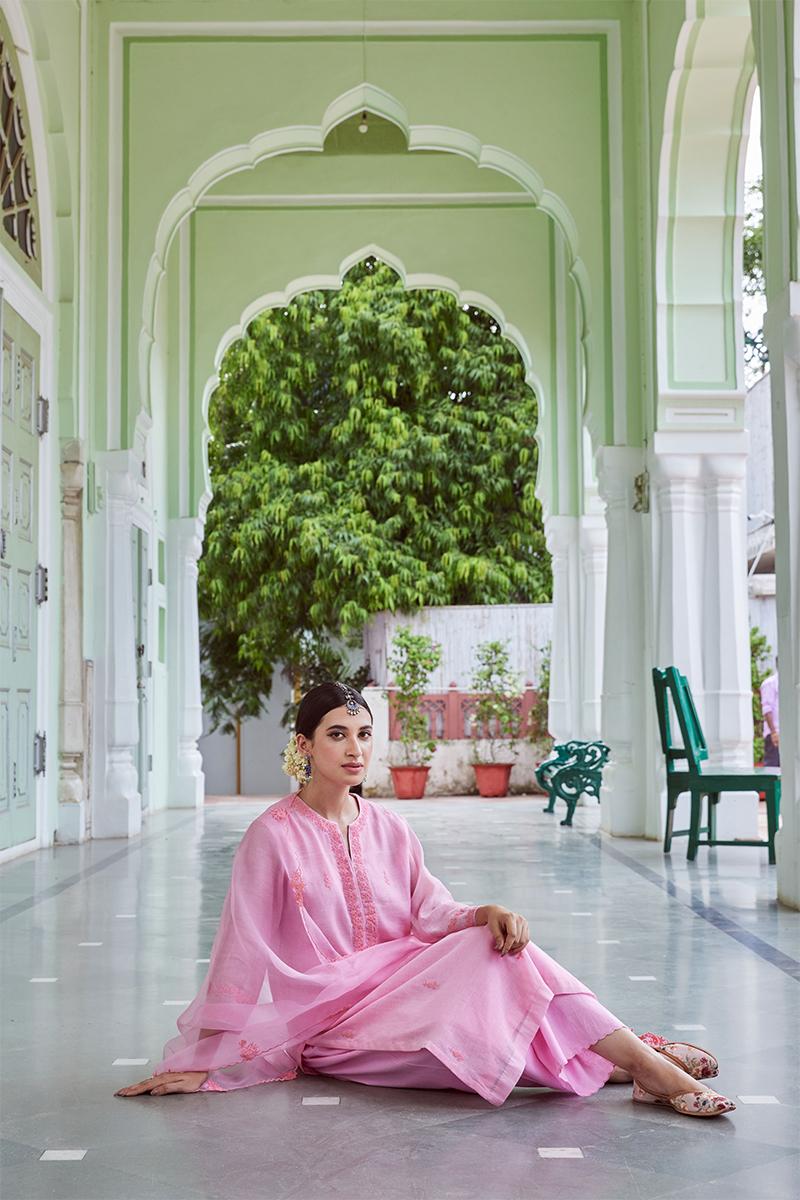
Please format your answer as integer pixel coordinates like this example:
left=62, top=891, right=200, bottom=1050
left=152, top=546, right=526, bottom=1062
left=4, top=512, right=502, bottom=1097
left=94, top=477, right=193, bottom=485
left=651, top=666, right=781, bottom=863
left=535, top=740, right=610, bottom=827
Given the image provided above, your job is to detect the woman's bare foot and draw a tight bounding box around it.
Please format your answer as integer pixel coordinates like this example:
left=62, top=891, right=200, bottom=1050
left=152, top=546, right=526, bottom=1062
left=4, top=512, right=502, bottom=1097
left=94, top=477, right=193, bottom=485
left=607, top=1067, right=633, bottom=1084
left=591, top=1027, right=706, bottom=1097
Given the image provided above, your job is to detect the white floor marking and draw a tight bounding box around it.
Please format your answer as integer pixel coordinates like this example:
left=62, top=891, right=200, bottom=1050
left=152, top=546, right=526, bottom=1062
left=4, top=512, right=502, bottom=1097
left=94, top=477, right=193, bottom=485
left=196, top=957, right=210, bottom=963
left=553, top=889, right=573, bottom=894
left=78, top=941, right=103, bottom=946
left=628, top=975, right=657, bottom=981
left=596, top=939, right=621, bottom=944
left=302, top=1096, right=341, bottom=1105
left=113, top=1058, right=149, bottom=1066
left=537, top=1147, right=584, bottom=1158
left=571, top=912, right=593, bottom=916
left=29, top=977, right=58, bottom=983
left=115, top=914, right=137, bottom=919
left=673, top=1024, right=706, bottom=1031
left=737, top=1095, right=780, bottom=1104
left=39, top=1150, right=86, bottom=1161
left=162, top=1000, right=191, bottom=1006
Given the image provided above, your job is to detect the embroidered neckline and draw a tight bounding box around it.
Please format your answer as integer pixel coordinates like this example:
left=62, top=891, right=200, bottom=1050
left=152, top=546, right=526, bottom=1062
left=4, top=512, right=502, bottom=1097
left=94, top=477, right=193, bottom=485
left=288, top=792, right=378, bottom=952
left=292, top=790, right=363, bottom=832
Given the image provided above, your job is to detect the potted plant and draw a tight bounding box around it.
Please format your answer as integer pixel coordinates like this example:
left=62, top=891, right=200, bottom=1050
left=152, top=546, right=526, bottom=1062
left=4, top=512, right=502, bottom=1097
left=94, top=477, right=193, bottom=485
left=528, top=641, right=554, bottom=792
left=469, top=639, right=522, bottom=797
left=384, top=626, right=442, bottom=799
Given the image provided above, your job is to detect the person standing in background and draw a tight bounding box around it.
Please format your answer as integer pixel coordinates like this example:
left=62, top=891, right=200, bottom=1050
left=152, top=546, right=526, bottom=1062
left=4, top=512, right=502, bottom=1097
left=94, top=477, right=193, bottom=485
left=760, top=659, right=780, bottom=769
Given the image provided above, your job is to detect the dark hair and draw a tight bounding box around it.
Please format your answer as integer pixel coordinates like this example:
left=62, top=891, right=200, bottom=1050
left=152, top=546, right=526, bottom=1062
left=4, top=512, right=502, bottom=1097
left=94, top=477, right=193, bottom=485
left=295, top=682, right=373, bottom=738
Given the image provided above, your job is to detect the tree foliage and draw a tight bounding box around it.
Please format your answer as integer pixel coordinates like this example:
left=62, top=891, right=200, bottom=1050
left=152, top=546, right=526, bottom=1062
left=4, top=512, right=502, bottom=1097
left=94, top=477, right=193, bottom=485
left=750, top=624, right=773, bottom=764
left=200, top=258, right=550, bottom=732
left=743, top=177, right=768, bottom=379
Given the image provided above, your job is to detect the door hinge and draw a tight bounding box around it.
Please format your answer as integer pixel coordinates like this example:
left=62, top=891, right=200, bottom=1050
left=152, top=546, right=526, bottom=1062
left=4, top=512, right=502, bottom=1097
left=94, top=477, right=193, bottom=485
left=147, top=567, right=153, bottom=586
left=33, top=731, right=46, bottom=775
left=0, top=527, right=6, bottom=559
left=36, top=395, right=49, bottom=436
left=35, top=563, right=48, bottom=604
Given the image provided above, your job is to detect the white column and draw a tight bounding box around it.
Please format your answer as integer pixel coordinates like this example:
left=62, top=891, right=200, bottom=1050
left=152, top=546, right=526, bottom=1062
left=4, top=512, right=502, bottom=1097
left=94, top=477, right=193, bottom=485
left=94, top=451, right=141, bottom=838
left=704, top=444, right=754, bottom=757
left=56, top=441, right=87, bottom=842
left=579, top=515, right=607, bottom=740
left=544, top=516, right=581, bottom=741
left=653, top=432, right=757, bottom=840
left=596, top=447, right=649, bottom=836
left=168, top=517, right=205, bottom=807
left=767, top=294, right=800, bottom=908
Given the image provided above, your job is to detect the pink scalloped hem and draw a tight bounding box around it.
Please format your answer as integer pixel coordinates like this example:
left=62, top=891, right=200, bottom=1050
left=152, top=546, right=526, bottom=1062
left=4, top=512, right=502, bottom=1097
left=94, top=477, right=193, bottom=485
left=199, top=1069, right=298, bottom=1092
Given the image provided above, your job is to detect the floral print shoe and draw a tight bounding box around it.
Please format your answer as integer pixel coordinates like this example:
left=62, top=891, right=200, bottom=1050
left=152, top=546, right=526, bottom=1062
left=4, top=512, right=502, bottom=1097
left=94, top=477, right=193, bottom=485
left=638, top=1032, right=719, bottom=1080
left=632, top=1079, right=736, bottom=1117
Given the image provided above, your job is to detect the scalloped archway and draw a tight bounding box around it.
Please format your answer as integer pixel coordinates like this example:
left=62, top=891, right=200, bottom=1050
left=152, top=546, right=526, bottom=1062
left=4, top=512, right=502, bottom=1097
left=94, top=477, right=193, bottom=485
left=195, top=243, right=547, bottom=523
left=138, top=83, right=592, bottom=448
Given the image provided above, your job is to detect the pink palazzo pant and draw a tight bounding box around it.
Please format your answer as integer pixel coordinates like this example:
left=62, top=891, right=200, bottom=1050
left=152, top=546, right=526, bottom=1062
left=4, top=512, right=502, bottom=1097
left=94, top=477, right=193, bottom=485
left=300, top=992, right=625, bottom=1098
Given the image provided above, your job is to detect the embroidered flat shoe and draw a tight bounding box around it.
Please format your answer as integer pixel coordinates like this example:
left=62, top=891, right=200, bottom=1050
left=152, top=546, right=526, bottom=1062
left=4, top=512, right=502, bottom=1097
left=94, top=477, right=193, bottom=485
left=638, top=1032, right=719, bottom=1080
left=632, top=1079, right=736, bottom=1117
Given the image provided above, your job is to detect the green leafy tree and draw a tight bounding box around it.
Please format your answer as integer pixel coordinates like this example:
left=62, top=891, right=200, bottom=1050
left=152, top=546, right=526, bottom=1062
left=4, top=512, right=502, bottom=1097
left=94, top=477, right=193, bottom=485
left=200, top=258, right=550, bottom=731
left=750, top=624, right=773, bottom=764
left=384, top=627, right=443, bottom=766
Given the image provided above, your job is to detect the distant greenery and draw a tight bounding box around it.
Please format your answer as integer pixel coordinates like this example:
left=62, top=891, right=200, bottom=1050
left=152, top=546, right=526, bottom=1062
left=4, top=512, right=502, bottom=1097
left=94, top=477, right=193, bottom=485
left=199, top=258, right=550, bottom=732
left=469, top=639, right=522, bottom=764
left=750, top=624, right=773, bottom=763
left=743, top=177, right=768, bottom=380
left=384, top=627, right=443, bottom=766
left=527, top=641, right=553, bottom=754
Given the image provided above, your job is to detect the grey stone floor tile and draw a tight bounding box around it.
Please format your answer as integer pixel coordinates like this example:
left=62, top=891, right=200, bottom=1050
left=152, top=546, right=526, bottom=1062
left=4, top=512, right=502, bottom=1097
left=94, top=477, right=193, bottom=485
left=2, top=797, right=798, bottom=1200
left=0, top=1135, right=43, bottom=1168
left=0, top=1158, right=218, bottom=1200
left=665, top=1150, right=800, bottom=1200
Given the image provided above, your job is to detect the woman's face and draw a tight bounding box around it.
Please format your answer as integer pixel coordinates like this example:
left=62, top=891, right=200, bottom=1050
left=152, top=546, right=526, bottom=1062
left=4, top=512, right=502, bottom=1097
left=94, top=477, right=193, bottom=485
left=296, top=705, right=373, bottom=788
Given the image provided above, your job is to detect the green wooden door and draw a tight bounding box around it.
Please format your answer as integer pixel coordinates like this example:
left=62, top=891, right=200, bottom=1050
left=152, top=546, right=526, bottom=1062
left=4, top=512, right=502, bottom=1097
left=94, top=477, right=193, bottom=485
left=0, top=299, right=40, bottom=850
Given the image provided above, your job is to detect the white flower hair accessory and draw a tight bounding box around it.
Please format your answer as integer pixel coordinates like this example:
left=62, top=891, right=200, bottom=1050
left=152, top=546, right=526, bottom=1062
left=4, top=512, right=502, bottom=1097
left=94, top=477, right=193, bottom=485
left=282, top=733, right=310, bottom=782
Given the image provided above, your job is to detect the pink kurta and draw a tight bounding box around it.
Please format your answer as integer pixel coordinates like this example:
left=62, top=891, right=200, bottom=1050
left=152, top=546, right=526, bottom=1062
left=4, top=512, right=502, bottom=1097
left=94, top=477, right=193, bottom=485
left=155, top=791, right=623, bottom=1105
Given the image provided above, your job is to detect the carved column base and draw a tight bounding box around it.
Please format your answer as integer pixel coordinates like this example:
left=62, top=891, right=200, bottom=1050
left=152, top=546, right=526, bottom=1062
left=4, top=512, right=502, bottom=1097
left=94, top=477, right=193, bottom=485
left=55, top=752, right=86, bottom=843
left=95, top=749, right=141, bottom=838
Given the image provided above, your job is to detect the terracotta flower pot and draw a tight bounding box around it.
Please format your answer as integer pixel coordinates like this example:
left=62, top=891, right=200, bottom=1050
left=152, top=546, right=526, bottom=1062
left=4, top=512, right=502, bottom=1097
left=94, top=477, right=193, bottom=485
left=390, top=765, right=430, bottom=799
left=473, top=762, right=514, bottom=798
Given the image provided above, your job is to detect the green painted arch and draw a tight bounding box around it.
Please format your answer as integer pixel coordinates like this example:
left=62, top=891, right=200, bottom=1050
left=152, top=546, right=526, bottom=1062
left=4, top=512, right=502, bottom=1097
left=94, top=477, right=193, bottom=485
left=655, top=0, right=755, bottom=408
left=194, top=243, right=551, bottom=527
left=139, top=82, right=592, bottom=442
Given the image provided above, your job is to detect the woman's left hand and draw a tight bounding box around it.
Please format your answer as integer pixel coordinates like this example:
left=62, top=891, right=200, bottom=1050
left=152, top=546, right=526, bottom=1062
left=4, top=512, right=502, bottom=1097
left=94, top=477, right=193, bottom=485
left=486, top=905, right=529, bottom=956
left=115, top=1070, right=209, bottom=1097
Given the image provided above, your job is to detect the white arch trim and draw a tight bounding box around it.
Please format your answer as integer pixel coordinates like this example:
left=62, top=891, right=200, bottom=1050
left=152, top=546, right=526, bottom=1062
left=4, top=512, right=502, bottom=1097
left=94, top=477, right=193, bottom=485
left=655, top=0, right=755, bottom=413
left=137, top=83, right=590, bottom=428
left=195, top=243, right=548, bottom=524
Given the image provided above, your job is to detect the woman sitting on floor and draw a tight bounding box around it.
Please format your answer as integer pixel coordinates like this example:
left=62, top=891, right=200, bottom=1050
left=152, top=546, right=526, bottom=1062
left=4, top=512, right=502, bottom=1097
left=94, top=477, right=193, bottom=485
left=116, top=682, right=734, bottom=1118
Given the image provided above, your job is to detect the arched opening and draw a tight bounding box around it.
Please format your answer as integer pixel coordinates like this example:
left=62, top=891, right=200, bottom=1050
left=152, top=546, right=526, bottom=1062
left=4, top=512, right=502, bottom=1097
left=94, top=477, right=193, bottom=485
left=197, top=253, right=551, bottom=797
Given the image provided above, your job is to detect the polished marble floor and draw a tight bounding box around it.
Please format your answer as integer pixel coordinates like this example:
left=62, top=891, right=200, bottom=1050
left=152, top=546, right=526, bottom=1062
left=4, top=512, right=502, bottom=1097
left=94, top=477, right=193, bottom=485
left=1, top=794, right=798, bottom=1200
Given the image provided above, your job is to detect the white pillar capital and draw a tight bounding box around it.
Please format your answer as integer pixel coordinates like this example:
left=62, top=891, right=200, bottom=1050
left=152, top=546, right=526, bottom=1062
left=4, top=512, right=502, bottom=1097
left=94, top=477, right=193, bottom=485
left=543, top=513, right=579, bottom=553
left=596, top=445, right=643, bottom=508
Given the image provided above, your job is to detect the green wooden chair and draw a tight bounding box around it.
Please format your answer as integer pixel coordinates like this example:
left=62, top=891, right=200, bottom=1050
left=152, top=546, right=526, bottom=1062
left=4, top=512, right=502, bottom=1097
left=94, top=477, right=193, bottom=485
left=536, top=740, right=610, bottom=827
left=651, top=666, right=780, bottom=863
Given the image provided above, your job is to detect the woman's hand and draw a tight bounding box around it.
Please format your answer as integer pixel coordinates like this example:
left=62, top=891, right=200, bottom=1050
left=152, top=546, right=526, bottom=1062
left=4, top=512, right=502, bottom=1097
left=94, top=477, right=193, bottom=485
left=114, top=1070, right=209, bottom=1097
left=485, top=905, right=529, bottom=956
